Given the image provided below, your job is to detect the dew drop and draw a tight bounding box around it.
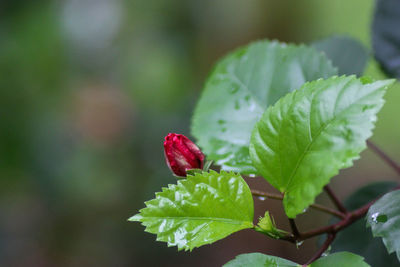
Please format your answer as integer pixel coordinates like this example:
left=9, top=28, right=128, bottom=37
left=257, top=196, right=266, bottom=201
left=377, top=214, right=388, bottom=223
left=371, top=212, right=379, bottom=223
left=321, top=252, right=329, bottom=257
left=296, top=241, right=304, bottom=248
left=371, top=212, right=387, bottom=223
left=302, top=208, right=308, bottom=213
left=248, top=173, right=256, bottom=178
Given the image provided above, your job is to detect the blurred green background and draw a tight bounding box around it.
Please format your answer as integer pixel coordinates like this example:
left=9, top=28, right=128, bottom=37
left=0, top=0, right=399, bottom=266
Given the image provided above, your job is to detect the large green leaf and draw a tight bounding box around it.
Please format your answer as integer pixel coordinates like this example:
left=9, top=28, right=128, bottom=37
left=330, top=182, right=399, bottom=267
left=129, top=170, right=254, bottom=251
left=310, top=252, right=370, bottom=267
left=223, top=252, right=369, bottom=267
left=223, top=253, right=298, bottom=267
left=250, top=76, right=394, bottom=218
left=367, top=189, right=400, bottom=262
left=372, top=0, right=400, bottom=78
left=312, top=35, right=368, bottom=76
left=191, top=40, right=337, bottom=174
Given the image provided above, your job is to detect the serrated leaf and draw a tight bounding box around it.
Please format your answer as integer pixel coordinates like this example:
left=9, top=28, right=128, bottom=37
left=250, top=75, right=394, bottom=218
left=129, top=170, right=254, bottom=251
left=367, top=189, right=400, bottom=262
left=312, top=35, right=368, bottom=76
left=372, top=0, right=400, bottom=78
left=223, top=253, right=298, bottom=267
left=223, top=252, right=369, bottom=267
left=330, top=182, right=399, bottom=267
left=192, top=40, right=337, bottom=174
left=311, top=252, right=370, bottom=267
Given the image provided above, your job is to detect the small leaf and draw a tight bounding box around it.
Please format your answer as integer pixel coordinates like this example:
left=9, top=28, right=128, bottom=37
left=223, top=252, right=369, bottom=267
left=372, top=0, right=400, bottom=78
left=192, top=40, right=337, bottom=174
left=311, top=252, right=370, bottom=267
left=223, top=253, right=298, bottom=267
left=250, top=76, right=394, bottom=218
left=312, top=35, right=369, bottom=76
left=255, top=211, right=288, bottom=239
left=330, top=182, right=399, bottom=267
left=367, top=189, right=400, bottom=262
left=129, top=170, right=254, bottom=251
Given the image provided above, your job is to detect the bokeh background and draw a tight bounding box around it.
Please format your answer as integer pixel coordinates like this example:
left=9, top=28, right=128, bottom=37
left=1, top=0, right=399, bottom=266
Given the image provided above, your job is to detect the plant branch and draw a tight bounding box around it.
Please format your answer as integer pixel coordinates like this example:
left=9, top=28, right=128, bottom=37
left=251, top=189, right=346, bottom=219
left=277, top=193, right=380, bottom=244
left=324, top=185, right=347, bottom=213
left=304, top=233, right=336, bottom=265
left=299, top=195, right=375, bottom=240
left=367, top=140, right=400, bottom=176
left=289, top=219, right=300, bottom=238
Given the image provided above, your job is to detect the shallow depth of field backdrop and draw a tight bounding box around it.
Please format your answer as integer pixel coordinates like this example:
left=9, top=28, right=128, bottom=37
left=1, top=0, right=399, bottom=266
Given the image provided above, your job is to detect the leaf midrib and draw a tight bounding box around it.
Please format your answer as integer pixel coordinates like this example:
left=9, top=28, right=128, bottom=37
left=142, top=216, right=253, bottom=226
left=283, top=81, right=380, bottom=192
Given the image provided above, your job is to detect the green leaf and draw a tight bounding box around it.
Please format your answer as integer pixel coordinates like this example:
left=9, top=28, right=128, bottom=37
left=223, top=252, right=369, bottom=267
left=192, top=40, right=337, bottom=174
left=330, top=182, right=399, bottom=267
left=367, top=189, right=400, bottom=262
left=312, top=35, right=369, bottom=76
left=223, top=253, right=298, bottom=267
left=129, top=170, right=254, bottom=251
left=372, top=0, right=400, bottom=78
left=311, top=252, right=370, bottom=267
left=250, top=76, right=394, bottom=218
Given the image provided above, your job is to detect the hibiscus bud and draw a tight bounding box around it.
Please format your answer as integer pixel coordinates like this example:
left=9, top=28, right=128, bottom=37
left=163, top=133, right=205, bottom=177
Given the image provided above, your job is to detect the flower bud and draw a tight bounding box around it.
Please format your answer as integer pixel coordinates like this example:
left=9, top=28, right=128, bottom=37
left=163, top=133, right=205, bottom=177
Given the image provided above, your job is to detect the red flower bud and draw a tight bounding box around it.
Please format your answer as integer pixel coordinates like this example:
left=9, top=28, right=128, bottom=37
left=163, top=133, right=205, bottom=177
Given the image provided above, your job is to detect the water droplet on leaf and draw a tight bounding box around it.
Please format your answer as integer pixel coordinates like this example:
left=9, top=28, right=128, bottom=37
left=371, top=212, right=388, bottom=223
left=371, top=212, right=379, bottom=223
left=248, top=173, right=256, bottom=178
left=257, top=196, right=266, bottom=201
left=377, top=214, right=388, bottom=222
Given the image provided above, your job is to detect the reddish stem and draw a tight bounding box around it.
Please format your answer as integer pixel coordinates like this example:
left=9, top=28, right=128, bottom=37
left=367, top=140, right=400, bottom=176
left=299, top=200, right=372, bottom=240
left=289, top=219, right=300, bottom=238
left=251, top=190, right=346, bottom=219
left=324, top=185, right=347, bottom=214
left=304, top=233, right=336, bottom=265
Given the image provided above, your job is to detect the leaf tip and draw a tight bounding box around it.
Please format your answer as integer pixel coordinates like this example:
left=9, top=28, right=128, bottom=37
left=128, top=214, right=143, bottom=222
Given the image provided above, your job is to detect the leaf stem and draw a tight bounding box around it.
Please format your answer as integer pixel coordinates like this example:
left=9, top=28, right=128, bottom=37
left=304, top=233, right=336, bottom=265
left=289, top=219, right=300, bottom=238
left=367, top=140, right=400, bottom=176
left=299, top=199, right=373, bottom=240
left=254, top=186, right=400, bottom=264
left=251, top=189, right=346, bottom=219
left=277, top=190, right=386, bottom=244
left=324, top=185, right=347, bottom=214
